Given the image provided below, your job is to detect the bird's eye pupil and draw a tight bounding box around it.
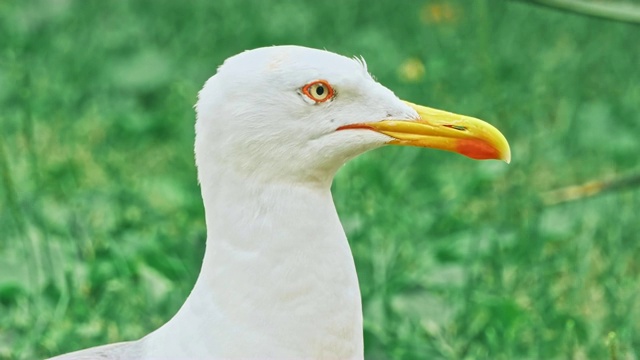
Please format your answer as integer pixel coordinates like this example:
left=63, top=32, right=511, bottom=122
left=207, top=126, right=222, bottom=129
left=302, top=80, right=333, bottom=103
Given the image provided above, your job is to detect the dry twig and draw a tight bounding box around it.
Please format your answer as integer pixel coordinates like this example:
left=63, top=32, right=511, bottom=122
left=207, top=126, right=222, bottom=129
left=542, top=172, right=640, bottom=205
left=513, top=0, right=640, bottom=24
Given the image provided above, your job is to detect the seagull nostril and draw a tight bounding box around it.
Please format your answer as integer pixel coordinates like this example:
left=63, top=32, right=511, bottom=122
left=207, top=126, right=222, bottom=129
left=444, top=125, right=467, bottom=131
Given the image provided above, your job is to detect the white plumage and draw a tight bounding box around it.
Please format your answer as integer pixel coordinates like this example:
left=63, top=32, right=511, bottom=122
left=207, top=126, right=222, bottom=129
left=50, top=45, right=509, bottom=360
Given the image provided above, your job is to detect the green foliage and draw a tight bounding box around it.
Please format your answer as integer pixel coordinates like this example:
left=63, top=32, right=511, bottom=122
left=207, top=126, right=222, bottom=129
left=1, top=0, right=639, bottom=358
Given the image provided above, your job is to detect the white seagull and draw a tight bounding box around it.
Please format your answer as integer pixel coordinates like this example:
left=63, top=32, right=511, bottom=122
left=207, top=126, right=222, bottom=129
left=50, top=45, right=510, bottom=360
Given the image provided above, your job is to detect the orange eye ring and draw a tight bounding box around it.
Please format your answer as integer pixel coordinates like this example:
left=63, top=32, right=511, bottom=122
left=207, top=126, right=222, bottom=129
left=302, top=80, right=334, bottom=103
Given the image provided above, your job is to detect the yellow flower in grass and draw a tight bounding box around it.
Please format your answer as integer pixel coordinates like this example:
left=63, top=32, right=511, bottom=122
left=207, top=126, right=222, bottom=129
left=398, top=57, right=426, bottom=83
left=420, top=1, right=459, bottom=24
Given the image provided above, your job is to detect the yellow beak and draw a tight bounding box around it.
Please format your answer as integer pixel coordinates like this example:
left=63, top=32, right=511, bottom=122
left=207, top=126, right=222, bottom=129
left=340, top=101, right=511, bottom=163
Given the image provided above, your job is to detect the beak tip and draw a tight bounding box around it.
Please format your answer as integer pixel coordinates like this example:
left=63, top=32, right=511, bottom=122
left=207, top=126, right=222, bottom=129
left=502, top=148, right=512, bottom=164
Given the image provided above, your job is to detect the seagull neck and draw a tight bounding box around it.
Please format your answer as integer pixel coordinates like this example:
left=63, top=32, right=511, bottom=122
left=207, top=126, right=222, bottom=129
left=147, top=168, right=364, bottom=358
left=200, top=170, right=339, bottom=270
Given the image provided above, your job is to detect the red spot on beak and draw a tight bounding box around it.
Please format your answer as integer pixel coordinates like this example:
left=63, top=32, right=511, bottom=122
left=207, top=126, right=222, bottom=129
left=456, top=139, right=500, bottom=160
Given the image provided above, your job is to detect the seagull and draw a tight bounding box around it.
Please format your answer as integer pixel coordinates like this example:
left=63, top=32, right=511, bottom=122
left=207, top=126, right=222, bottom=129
left=50, top=45, right=510, bottom=360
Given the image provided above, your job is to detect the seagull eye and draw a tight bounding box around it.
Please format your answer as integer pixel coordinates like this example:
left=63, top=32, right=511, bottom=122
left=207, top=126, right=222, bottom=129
left=302, top=80, right=334, bottom=103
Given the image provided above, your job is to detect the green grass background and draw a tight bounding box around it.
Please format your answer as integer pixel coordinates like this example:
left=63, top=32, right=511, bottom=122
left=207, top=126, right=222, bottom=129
left=1, top=0, right=640, bottom=358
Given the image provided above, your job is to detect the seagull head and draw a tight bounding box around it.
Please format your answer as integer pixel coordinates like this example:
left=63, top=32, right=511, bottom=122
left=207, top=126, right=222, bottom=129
left=195, top=46, right=510, bottom=185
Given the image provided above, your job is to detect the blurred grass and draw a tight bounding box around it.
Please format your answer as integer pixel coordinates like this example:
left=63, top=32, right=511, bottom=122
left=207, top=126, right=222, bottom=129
left=1, top=0, right=639, bottom=359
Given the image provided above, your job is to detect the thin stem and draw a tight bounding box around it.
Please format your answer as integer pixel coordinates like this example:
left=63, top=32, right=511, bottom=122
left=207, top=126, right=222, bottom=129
left=542, top=173, right=640, bottom=205
left=513, top=0, right=640, bottom=24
